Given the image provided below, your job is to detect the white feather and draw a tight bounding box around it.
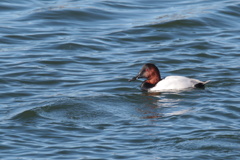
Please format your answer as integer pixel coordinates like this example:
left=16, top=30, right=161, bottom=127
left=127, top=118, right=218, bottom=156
left=149, top=76, right=209, bottom=92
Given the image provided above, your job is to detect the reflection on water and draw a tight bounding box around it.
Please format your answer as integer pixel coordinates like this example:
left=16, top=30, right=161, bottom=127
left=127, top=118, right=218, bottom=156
left=137, top=92, right=194, bottom=119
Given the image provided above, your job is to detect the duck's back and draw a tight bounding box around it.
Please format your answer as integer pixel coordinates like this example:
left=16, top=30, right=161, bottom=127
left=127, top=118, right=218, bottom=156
left=149, top=76, right=203, bottom=91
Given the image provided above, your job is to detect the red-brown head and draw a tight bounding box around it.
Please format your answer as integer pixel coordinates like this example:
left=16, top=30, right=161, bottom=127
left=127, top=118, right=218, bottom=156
left=129, top=63, right=161, bottom=85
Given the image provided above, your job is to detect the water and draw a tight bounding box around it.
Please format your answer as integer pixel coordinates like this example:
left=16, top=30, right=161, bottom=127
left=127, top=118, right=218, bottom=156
left=0, top=0, right=240, bottom=159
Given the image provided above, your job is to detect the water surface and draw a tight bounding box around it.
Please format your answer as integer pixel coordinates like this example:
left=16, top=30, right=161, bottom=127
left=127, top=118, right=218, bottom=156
left=0, top=0, right=240, bottom=159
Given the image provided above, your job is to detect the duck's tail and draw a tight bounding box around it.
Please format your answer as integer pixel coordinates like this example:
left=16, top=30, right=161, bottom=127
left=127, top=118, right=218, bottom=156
left=203, top=80, right=211, bottom=84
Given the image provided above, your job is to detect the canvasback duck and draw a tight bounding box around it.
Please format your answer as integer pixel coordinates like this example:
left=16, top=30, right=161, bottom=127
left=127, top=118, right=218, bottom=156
left=129, top=63, right=210, bottom=92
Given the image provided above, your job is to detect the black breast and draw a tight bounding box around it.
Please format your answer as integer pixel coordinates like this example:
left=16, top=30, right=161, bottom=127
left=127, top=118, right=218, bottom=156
left=141, top=82, right=156, bottom=91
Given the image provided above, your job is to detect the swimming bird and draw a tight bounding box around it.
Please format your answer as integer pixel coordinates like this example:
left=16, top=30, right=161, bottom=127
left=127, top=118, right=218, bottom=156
left=129, top=63, right=210, bottom=92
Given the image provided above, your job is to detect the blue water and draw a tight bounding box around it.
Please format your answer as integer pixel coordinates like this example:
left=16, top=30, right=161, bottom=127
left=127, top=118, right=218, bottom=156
left=0, top=0, right=240, bottom=159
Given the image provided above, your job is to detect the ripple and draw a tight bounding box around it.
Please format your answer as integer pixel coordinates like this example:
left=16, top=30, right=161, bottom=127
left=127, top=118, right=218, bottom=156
left=21, top=7, right=115, bottom=23
left=149, top=18, right=206, bottom=29
left=9, top=96, right=139, bottom=124
left=176, top=133, right=240, bottom=152
left=0, top=1, right=28, bottom=12
left=219, top=4, right=240, bottom=18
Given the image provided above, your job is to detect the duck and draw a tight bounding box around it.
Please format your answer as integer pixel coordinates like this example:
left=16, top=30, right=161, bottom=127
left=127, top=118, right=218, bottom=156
left=129, top=63, right=210, bottom=92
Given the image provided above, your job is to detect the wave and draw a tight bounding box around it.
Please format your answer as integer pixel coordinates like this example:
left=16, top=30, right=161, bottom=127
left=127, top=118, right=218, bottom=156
left=9, top=95, right=136, bottom=124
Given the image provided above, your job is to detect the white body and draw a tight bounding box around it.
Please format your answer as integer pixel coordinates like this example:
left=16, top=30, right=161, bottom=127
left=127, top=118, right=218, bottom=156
left=149, top=76, right=209, bottom=92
